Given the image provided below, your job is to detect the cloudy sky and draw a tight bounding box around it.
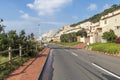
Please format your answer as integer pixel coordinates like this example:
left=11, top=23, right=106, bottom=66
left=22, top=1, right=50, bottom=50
left=0, top=0, right=120, bottom=36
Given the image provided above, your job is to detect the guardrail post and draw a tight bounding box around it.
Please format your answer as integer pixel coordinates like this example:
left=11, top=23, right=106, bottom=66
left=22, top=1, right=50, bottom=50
left=8, top=47, right=12, bottom=62
left=19, top=46, right=22, bottom=60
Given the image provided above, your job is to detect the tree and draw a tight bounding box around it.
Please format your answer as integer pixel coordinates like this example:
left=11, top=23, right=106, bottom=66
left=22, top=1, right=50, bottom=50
left=18, top=30, right=27, bottom=46
left=0, top=33, right=8, bottom=51
left=0, top=21, right=38, bottom=57
left=102, top=30, right=117, bottom=42
left=0, top=18, right=5, bottom=32
left=7, top=30, right=19, bottom=48
left=60, top=32, right=77, bottom=42
left=76, top=28, right=87, bottom=37
left=0, top=26, right=5, bottom=33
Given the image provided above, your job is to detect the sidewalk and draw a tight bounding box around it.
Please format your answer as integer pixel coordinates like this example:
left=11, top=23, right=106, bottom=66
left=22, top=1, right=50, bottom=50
left=6, top=48, right=50, bottom=80
left=71, top=43, right=87, bottom=49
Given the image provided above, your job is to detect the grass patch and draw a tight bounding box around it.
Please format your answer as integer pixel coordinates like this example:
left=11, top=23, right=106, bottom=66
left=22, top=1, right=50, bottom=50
left=0, top=56, right=8, bottom=63
left=0, top=57, right=30, bottom=79
left=0, top=47, right=44, bottom=79
left=53, top=42, right=81, bottom=46
left=89, top=43, right=120, bottom=54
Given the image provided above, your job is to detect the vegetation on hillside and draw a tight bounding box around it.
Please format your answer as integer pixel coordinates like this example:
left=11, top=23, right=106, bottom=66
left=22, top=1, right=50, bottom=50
left=71, top=4, right=120, bottom=27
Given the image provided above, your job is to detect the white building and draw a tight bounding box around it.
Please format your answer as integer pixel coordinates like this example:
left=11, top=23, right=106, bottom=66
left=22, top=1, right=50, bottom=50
left=43, top=9, right=120, bottom=43
left=89, top=9, right=120, bottom=44
left=80, top=21, right=91, bottom=29
left=42, top=29, right=60, bottom=42
left=89, top=22, right=102, bottom=44
left=100, top=9, right=120, bottom=36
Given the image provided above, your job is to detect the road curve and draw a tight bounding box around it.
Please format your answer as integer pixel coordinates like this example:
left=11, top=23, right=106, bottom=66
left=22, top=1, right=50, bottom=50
left=51, top=45, right=120, bottom=80
left=39, top=44, right=120, bottom=80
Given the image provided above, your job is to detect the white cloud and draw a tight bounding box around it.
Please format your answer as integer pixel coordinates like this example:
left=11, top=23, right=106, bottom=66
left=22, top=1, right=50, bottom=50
left=72, top=16, right=79, bottom=20
left=19, top=10, right=64, bottom=26
left=103, top=4, right=110, bottom=10
left=19, top=10, right=41, bottom=21
left=3, top=10, right=65, bottom=35
left=3, top=20, right=64, bottom=36
left=3, top=20, right=34, bottom=35
left=21, top=13, right=30, bottom=19
left=19, top=10, right=30, bottom=19
left=87, top=3, right=97, bottom=11
left=27, top=0, right=72, bottom=16
left=19, top=10, right=24, bottom=14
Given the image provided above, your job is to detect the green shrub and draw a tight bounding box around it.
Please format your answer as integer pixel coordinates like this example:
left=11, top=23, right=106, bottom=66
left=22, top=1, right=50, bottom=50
left=102, top=30, right=117, bottom=42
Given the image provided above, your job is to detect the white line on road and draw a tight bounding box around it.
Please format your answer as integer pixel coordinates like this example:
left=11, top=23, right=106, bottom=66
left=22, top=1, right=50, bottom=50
left=71, top=52, right=78, bottom=57
left=92, top=63, right=120, bottom=79
left=65, top=49, right=69, bottom=52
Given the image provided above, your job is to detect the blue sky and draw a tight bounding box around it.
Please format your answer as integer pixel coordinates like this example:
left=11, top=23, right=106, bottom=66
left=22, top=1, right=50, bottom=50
left=0, top=0, right=120, bottom=36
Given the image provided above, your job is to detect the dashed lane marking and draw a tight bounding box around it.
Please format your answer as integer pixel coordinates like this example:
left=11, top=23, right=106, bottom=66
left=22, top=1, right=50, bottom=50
left=71, top=52, right=78, bottom=57
left=92, top=63, right=120, bottom=79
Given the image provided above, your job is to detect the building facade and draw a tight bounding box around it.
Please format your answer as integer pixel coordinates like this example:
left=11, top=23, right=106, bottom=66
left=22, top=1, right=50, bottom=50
left=42, top=9, right=120, bottom=44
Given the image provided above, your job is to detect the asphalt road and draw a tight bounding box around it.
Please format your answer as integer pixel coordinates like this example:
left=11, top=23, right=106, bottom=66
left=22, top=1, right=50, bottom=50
left=43, top=44, right=120, bottom=80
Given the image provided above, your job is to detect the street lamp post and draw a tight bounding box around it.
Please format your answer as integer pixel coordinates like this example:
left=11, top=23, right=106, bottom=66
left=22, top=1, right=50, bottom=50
left=38, top=24, right=42, bottom=47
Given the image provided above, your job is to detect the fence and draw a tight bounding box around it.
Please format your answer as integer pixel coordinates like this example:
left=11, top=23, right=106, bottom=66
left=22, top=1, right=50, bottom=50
left=0, top=46, right=25, bottom=64
left=0, top=46, right=28, bottom=79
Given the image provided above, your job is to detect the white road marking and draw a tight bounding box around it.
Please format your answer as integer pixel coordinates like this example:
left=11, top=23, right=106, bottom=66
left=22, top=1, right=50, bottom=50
left=92, top=63, right=120, bottom=79
left=71, top=52, right=78, bottom=57
left=65, top=49, right=69, bottom=52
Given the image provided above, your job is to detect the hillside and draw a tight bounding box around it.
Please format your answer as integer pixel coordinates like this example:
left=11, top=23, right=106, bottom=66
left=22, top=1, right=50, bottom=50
left=70, top=4, right=120, bottom=27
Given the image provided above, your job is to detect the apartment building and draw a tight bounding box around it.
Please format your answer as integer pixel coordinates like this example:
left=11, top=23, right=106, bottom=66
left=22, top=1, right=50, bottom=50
left=64, top=27, right=82, bottom=34
left=51, top=29, right=64, bottom=42
left=89, top=22, right=102, bottom=44
left=80, top=21, right=91, bottom=29
left=42, top=9, right=120, bottom=43
left=90, top=9, right=120, bottom=43
left=53, top=25, right=82, bottom=42
left=100, top=9, right=120, bottom=36
left=42, top=29, right=60, bottom=42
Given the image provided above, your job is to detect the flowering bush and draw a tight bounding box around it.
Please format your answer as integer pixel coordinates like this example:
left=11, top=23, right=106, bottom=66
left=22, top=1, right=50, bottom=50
left=115, top=37, right=120, bottom=44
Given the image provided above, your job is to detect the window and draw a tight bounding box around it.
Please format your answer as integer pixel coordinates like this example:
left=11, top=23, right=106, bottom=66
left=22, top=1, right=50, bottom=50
left=104, top=20, right=107, bottom=24
left=115, top=26, right=120, bottom=29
